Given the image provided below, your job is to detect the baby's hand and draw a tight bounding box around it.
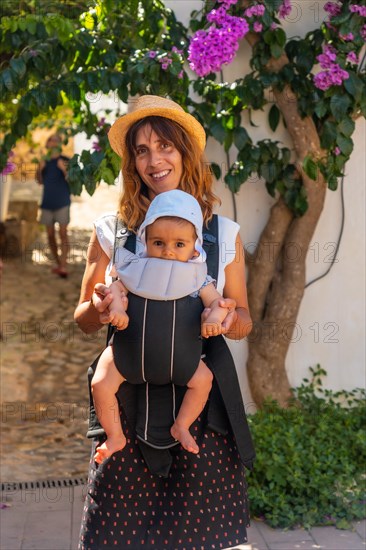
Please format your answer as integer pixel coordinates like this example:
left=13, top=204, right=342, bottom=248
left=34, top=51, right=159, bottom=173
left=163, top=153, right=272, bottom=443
left=110, top=310, right=129, bottom=331
left=201, top=319, right=223, bottom=338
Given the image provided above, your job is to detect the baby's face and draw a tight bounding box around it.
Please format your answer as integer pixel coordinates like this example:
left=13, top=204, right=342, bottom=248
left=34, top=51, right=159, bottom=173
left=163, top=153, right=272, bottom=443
left=145, top=218, right=199, bottom=262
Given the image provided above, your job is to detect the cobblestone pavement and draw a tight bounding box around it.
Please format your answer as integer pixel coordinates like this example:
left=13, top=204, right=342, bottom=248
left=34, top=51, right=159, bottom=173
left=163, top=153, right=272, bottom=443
left=1, top=181, right=121, bottom=483
left=0, top=228, right=109, bottom=482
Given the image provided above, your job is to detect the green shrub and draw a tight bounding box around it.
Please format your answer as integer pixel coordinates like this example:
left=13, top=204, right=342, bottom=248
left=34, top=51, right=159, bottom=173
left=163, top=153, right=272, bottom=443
left=247, top=365, right=366, bottom=529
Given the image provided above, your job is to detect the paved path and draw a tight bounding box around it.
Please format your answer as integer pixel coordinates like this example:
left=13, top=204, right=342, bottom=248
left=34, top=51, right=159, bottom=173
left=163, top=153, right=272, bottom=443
left=1, top=485, right=365, bottom=549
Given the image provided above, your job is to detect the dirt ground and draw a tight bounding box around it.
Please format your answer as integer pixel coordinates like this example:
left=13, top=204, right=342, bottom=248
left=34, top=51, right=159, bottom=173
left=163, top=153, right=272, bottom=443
left=1, top=182, right=120, bottom=482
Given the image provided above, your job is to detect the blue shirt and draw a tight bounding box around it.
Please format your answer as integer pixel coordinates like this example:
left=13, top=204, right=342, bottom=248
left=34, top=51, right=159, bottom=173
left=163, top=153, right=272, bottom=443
left=40, top=156, right=71, bottom=210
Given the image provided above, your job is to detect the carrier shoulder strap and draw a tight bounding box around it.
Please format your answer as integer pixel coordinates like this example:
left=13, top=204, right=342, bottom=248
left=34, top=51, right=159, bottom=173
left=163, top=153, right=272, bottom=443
left=202, top=214, right=219, bottom=281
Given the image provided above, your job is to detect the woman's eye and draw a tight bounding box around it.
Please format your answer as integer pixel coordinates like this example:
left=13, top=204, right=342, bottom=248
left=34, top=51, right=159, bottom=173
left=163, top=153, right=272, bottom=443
left=161, top=142, right=172, bottom=149
left=136, top=147, right=146, bottom=156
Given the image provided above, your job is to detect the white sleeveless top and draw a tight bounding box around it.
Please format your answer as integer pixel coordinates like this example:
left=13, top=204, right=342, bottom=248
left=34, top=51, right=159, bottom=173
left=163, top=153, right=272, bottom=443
left=94, top=213, right=240, bottom=295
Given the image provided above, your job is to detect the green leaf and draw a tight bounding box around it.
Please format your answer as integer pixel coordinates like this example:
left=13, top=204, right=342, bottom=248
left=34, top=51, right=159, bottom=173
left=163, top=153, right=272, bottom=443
left=223, top=130, right=233, bottom=152
left=330, top=94, right=351, bottom=122
left=224, top=115, right=235, bottom=131
left=320, top=121, right=337, bottom=149
left=328, top=175, right=338, bottom=191
left=337, top=118, right=355, bottom=138
left=10, top=58, right=26, bottom=79
left=303, top=156, right=318, bottom=181
left=263, top=30, right=275, bottom=45
left=210, top=162, right=221, bottom=180
left=233, top=127, right=250, bottom=150
left=109, top=71, right=123, bottom=90
left=210, top=118, right=226, bottom=143
left=270, top=42, right=283, bottom=59
left=314, top=100, right=327, bottom=119
left=336, top=135, right=353, bottom=157
left=224, top=172, right=245, bottom=193
left=261, top=161, right=278, bottom=183
left=268, top=104, right=280, bottom=132
left=27, top=18, right=37, bottom=35
left=2, top=69, right=15, bottom=92
left=344, top=72, right=364, bottom=102
left=101, top=167, right=116, bottom=185
left=294, top=192, right=308, bottom=216
left=274, top=28, right=286, bottom=48
left=67, top=82, right=81, bottom=101
left=281, top=148, right=291, bottom=166
left=296, top=46, right=315, bottom=74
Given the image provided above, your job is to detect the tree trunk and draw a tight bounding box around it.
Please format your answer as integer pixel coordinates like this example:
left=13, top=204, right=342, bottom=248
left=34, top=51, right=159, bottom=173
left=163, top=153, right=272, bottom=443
left=244, top=42, right=328, bottom=407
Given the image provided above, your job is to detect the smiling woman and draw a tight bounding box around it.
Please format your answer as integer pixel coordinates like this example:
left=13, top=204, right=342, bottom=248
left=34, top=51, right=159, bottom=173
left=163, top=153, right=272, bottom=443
left=74, top=95, right=255, bottom=550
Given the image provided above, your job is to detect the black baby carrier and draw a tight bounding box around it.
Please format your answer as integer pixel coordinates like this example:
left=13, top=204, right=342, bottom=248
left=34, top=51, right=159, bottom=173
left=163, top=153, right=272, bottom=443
left=86, top=215, right=255, bottom=477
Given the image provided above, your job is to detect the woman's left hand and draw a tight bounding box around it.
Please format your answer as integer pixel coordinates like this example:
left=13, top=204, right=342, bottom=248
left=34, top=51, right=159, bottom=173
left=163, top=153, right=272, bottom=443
left=219, top=298, right=238, bottom=333
left=201, top=298, right=237, bottom=335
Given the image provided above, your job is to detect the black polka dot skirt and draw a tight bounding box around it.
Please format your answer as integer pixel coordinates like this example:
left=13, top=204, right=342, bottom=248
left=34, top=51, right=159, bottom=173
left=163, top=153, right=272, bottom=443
left=79, top=411, right=250, bottom=550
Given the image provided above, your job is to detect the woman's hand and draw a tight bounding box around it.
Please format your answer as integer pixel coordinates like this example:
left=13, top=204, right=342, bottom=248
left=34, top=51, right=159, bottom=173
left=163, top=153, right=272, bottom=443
left=91, top=281, right=129, bottom=326
left=201, top=298, right=237, bottom=336
left=218, top=298, right=238, bottom=334
left=91, top=283, right=114, bottom=325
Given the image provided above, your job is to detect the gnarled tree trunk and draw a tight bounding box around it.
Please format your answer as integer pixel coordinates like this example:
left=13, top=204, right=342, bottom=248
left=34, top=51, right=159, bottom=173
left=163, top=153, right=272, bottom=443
left=244, top=39, right=327, bottom=406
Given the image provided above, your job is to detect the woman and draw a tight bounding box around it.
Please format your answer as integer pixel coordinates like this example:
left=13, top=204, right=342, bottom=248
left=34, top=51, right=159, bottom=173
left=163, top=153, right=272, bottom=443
left=75, top=95, right=255, bottom=549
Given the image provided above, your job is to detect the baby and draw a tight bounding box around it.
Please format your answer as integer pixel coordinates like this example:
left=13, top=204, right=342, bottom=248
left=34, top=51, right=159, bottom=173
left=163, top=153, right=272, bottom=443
left=91, top=190, right=229, bottom=463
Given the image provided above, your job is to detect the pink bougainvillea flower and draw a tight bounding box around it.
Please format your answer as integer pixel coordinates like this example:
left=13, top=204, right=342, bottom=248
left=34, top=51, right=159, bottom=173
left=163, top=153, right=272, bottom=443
left=188, top=5, right=249, bottom=77
left=349, top=5, right=366, bottom=16
left=339, top=33, right=354, bottom=41
left=92, top=141, right=102, bottom=152
left=1, top=158, right=16, bottom=176
left=317, top=45, right=337, bottom=69
left=244, top=5, right=266, bottom=18
left=314, top=64, right=349, bottom=90
left=279, top=0, right=292, bottom=18
left=324, top=1, right=342, bottom=17
left=346, top=51, right=358, bottom=64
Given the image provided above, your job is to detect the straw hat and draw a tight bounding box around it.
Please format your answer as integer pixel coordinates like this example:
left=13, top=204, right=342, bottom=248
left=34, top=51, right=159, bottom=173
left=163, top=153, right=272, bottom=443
left=108, top=95, right=206, bottom=159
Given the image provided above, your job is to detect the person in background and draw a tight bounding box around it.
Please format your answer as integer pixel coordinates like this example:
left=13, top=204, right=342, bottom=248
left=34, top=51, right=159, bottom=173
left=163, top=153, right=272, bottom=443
left=36, top=133, right=70, bottom=278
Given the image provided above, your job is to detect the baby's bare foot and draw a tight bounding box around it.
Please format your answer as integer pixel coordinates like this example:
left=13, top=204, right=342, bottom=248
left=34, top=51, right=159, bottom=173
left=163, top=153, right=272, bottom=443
left=94, top=434, right=126, bottom=464
left=171, top=423, right=199, bottom=454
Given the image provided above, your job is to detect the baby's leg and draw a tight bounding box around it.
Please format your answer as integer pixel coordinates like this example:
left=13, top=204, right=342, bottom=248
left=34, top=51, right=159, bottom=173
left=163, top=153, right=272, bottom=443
left=171, top=360, right=213, bottom=454
left=91, top=346, right=126, bottom=463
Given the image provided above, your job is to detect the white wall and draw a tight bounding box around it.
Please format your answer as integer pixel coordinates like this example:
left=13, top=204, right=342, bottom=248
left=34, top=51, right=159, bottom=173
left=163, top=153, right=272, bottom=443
left=168, top=1, right=366, bottom=396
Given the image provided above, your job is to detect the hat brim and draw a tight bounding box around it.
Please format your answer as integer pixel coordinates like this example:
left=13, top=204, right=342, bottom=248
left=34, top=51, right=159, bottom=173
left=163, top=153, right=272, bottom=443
left=108, top=106, right=206, bottom=159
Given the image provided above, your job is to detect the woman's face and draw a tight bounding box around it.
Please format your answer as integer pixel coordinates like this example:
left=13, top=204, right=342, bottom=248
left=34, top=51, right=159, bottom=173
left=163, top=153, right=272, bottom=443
left=134, top=125, right=183, bottom=200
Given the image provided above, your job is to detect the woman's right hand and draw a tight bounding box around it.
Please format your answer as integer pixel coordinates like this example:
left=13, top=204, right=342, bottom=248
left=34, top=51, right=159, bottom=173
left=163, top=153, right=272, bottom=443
left=91, top=283, right=114, bottom=325
left=91, top=282, right=129, bottom=326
